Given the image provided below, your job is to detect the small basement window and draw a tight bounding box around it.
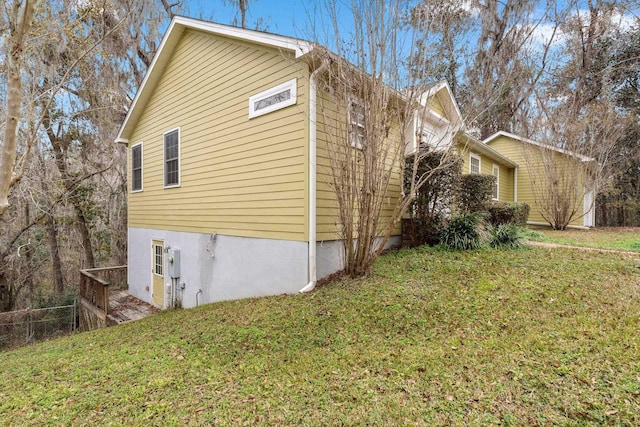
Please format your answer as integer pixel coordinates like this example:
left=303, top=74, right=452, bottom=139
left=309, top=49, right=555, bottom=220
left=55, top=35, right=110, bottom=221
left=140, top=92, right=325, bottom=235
left=249, top=78, right=297, bottom=118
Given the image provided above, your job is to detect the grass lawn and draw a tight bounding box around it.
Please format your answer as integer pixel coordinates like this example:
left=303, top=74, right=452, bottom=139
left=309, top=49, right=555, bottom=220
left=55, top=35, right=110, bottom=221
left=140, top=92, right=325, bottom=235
left=1, top=246, right=639, bottom=426
left=528, top=226, right=640, bottom=252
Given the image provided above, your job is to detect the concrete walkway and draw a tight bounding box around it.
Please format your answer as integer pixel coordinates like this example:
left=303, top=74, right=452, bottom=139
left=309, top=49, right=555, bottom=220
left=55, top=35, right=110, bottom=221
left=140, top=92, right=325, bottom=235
left=528, top=240, right=640, bottom=258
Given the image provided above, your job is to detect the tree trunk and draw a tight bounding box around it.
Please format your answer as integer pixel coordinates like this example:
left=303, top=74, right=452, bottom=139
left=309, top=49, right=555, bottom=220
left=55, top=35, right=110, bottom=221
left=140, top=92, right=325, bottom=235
left=0, top=0, right=40, bottom=217
left=24, top=203, right=34, bottom=297
left=45, top=214, right=65, bottom=295
left=43, top=107, right=96, bottom=269
left=0, top=270, right=11, bottom=312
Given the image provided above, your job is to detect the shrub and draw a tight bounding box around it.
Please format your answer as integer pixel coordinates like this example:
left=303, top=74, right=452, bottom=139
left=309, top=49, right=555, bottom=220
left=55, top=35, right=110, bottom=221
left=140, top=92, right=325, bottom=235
left=403, top=151, right=462, bottom=246
left=489, top=223, right=526, bottom=248
left=440, top=212, right=488, bottom=250
left=487, top=202, right=530, bottom=226
left=403, top=217, right=443, bottom=247
left=456, top=174, right=495, bottom=214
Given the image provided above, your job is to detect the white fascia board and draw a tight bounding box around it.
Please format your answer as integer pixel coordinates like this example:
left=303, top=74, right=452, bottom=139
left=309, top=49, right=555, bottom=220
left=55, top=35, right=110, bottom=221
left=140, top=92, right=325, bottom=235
left=436, top=81, right=463, bottom=126
left=114, top=16, right=313, bottom=143
left=484, top=131, right=594, bottom=162
left=176, top=16, right=313, bottom=58
left=418, top=80, right=464, bottom=129
left=462, top=133, right=518, bottom=168
left=114, top=17, right=185, bottom=143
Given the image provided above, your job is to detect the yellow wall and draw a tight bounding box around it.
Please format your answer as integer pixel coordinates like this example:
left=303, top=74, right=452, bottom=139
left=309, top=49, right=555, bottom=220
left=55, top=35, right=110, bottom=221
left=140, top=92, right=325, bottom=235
left=456, top=142, right=515, bottom=203
left=487, top=135, right=586, bottom=227
left=315, top=88, right=402, bottom=241
left=427, top=95, right=447, bottom=119
left=128, top=29, right=310, bottom=241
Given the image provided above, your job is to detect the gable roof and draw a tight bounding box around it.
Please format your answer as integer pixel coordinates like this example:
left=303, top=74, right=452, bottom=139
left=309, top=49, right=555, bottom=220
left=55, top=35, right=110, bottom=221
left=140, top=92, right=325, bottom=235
left=459, top=132, right=517, bottom=168
left=419, top=80, right=464, bottom=129
left=115, top=16, right=314, bottom=144
left=484, top=131, right=594, bottom=162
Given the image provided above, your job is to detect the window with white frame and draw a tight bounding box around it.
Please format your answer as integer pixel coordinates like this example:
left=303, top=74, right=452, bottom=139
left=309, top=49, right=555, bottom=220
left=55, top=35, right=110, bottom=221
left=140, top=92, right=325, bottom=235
left=248, top=78, right=297, bottom=118
left=164, top=128, right=180, bottom=188
left=131, top=142, right=143, bottom=192
left=153, top=243, right=163, bottom=276
left=492, top=164, right=500, bottom=200
left=349, top=100, right=365, bottom=149
left=469, top=153, right=481, bottom=174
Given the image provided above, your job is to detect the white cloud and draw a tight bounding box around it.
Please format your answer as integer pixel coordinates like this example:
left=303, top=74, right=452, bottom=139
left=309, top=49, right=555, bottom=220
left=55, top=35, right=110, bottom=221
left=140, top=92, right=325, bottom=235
left=528, top=22, right=568, bottom=46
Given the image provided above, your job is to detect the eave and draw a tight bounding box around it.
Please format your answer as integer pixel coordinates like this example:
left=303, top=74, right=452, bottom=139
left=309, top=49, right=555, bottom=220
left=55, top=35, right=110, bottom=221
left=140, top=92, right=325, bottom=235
left=484, top=131, right=595, bottom=163
left=460, top=132, right=518, bottom=168
left=114, top=16, right=314, bottom=144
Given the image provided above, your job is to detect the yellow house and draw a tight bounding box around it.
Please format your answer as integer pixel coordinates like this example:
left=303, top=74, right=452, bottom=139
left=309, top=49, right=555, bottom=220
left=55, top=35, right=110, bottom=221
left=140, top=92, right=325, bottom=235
left=456, top=133, right=517, bottom=202
left=484, top=131, right=596, bottom=229
left=114, top=16, right=592, bottom=309
left=115, top=16, right=450, bottom=308
left=408, top=82, right=517, bottom=203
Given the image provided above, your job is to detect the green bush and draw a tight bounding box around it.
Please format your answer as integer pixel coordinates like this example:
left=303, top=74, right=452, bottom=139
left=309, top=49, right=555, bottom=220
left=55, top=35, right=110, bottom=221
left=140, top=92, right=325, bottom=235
left=402, top=218, right=443, bottom=247
left=457, top=174, right=495, bottom=214
left=487, top=202, right=530, bottom=226
left=440, top=212, right=488, bottom=250
left=403, top=151, right=462, bottom=246
left=489, top=223, right=526, bottom=248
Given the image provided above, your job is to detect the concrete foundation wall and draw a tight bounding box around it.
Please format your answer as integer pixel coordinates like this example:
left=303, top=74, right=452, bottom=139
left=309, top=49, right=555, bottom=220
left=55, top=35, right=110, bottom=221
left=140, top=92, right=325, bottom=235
left=316, top=236, right=401, bottom=279
left=128, top=228, right=401, bottom=309
left=128, top=228, right=309, bottom=308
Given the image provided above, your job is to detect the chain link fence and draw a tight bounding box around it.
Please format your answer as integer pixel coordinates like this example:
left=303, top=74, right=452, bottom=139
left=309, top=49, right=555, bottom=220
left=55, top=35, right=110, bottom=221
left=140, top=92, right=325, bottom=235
left=0, top=301, right=77, bottom=350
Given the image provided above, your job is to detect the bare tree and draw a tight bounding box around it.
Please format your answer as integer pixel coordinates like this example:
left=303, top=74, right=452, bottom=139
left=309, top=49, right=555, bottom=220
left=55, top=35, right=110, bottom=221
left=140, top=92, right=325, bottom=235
left=0, top=0, right=40, bottom=217
left=0, top=0, right=180, bottom=309
left=523, top=0, right=632, bottom=229
left=223, top=0, right=254, bottom=29
left=314, top=0, right=462, bottom=277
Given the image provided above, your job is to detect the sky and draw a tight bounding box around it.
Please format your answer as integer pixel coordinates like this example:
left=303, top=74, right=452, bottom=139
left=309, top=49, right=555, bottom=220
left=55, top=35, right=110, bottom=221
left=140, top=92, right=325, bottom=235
left=183, top=0, right=332, bottom=41
left=181, top=0, right=637, bottom=49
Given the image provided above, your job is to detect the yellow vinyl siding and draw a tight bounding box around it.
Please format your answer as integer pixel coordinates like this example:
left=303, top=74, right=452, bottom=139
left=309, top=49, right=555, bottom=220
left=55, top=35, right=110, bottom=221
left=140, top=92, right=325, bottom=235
left=128, top=29, right=309, bottom=241
left=427, top=95, right=447, bottom=119
left=456, top=142, right=515, bottom=202
left=316, top=89, right=344, bottom=240
left=487, top=135, right=585, bottom=227
left=315, top=89, right=402, bottom=241
left=498, top=166, right=514, bottom=202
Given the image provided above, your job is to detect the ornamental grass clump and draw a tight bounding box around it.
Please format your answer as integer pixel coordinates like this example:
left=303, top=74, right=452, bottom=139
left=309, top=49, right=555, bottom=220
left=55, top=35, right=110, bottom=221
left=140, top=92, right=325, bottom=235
left=440, top=212, right=488, bottom=250
left=489, top=223, right=526, bottom=248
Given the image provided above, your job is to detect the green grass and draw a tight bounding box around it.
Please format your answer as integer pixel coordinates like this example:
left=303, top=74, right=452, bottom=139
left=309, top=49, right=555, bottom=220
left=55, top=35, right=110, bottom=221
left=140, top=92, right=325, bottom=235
left=528, top=226, right=640, bottom=252
left=1, top=246, right=639, bottom=425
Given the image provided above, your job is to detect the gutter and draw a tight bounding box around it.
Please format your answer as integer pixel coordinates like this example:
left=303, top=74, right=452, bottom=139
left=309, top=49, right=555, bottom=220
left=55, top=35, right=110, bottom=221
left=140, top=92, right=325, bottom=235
left=299, top=60, right=329, bottom=293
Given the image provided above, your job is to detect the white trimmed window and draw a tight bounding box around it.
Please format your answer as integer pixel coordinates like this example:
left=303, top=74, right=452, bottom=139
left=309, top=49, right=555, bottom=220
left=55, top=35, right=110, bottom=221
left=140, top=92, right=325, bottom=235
left=164, top=128, right=180, bottom=188
left=469, top=153, right=481, bottom=174
left=492, top=164, right=500, bottom=200
left=153, top=243, right=163, bottom=276
left=349, top=100, right=365, bottom=149
left=249, top=78, right=297, bottom=118
left=131, top=142, right=143, bottom=192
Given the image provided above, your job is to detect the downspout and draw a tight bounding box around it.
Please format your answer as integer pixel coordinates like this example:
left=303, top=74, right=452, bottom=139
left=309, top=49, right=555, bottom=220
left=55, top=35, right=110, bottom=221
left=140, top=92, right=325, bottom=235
left=514, top=166, right=519, bottom=202
left=299, top=60, right=328, bottom=293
